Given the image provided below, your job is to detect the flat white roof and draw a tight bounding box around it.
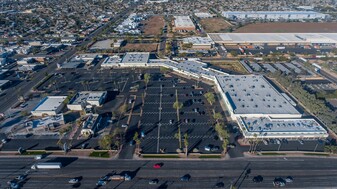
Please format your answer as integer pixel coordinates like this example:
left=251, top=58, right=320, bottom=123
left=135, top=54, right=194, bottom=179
left=216, top=75, right=299, bottom=115
left=121, top=52, right=150, bottom=64
left=183, top=37, right=214, bottom=45
left=208, top=33, right=337, bottom=44
left=101, top=56, right=122, bottom=66
left=32, top=96, right=67, bottom=112
left=174, top=16, right=195, bottom=28
left=69, top=91, right=106, bottom=105
left=194, top=12, right=213, bottom=18
left=223, top=11, right=325, bottom=15
left=238, top=116, right=327, bottom=138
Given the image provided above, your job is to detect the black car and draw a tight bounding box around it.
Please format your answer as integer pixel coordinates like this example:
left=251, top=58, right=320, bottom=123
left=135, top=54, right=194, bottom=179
left=253, top=175, right=263, bottom=183
left=215, top=182, right=225, bottom=188
left=180, top=174, right=191, bottom=181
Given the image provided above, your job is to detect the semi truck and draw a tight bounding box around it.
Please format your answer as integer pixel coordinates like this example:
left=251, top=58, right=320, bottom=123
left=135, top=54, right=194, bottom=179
left=31, top=162, right=62, bottom=169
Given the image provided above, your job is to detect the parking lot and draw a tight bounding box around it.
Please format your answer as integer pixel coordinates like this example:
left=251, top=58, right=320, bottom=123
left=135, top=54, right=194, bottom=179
left=136, top=72, right=223, bottom=154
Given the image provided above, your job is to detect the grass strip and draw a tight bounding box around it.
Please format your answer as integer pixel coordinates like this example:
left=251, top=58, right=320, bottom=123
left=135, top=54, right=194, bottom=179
left=89, top=151, right=110, bottom=158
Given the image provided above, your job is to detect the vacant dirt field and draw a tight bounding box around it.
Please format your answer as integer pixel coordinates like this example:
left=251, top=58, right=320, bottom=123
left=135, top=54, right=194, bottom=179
left=141, top=16, right=165, bottom=36
left=234, top=22, right=337, bottom=33
left=200, top=18, right=231, bottom=33
left=206, top=60, right=248, bottom=74
left=122, top=43, right=158, bottom=52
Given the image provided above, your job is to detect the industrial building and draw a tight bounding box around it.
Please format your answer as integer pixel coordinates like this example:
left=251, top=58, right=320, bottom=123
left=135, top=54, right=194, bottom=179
left=222, top=11, right=327, bottom=20
left=182, top=37, right=214, bottom=49
left=173, top=16, right=195, bottom=32
left=119, top=52, right=150, bottom=67
left=194, top=12, right=213, bottom=18
left=215, top=75, right=301, bottom=118
left=207, top=33, right=337, bottom=46
left=101, top=55, right=122, bottom=68
left=67, top=91, right=107, bottom=111
left=31, top=96, right=67, bottom=116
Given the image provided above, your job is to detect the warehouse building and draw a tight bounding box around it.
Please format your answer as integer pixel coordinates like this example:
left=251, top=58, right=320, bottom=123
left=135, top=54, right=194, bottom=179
left=182, top=37, right=215, bottom=49
left=173, top=16, right=195, bottom=32
left=101, top=55, right=122, bottom=68
left=222, top=11, right=327, bottom=20
left=119, top=52, right=150, bottom=67
left=31, top=96, right=67, bottom=116
left=208, top=33, right=337, bottom=46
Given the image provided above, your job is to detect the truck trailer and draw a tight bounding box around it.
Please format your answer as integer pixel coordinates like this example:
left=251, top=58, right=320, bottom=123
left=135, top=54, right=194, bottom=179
left=31, top=162, right=62, bottom=169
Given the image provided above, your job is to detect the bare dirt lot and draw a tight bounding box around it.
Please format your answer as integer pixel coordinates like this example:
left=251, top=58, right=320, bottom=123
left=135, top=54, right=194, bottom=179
left=141, top=16, right=165, bottom=36
left=234, top=22, right=337, bottom=33
left=200, top=18, right=231, bottom=33
left=205, top=60, right=248, bottom=74
left=122, top=43, right=158, bottom=52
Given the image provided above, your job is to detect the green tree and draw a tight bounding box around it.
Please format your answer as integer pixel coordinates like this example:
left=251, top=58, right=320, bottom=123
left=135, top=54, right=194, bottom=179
left=118, top=104, right=128, bottom=116
left=173, top=89, right=183, bottom=149
left=213, top=112, right=223, bottom=123
left=144, top=73, right=151, bottom=89
left=133, top=132, right=141, bottom=153
left=98, top=134, right=114, bottom=150
left=204, top=92, right=215, bottom=106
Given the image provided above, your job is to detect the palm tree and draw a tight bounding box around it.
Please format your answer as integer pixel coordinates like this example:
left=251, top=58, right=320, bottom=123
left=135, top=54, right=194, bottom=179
left=133, top=132, right=141, bottom=153
left=184, top=133, right=189, bottom=157
left=144, top=73, right=151, bottom=89
left=173, top=89, right=183, bottom=149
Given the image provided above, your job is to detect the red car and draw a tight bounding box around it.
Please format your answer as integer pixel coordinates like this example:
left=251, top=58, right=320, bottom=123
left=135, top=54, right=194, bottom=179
left=153, top=163, right=163, bottom=169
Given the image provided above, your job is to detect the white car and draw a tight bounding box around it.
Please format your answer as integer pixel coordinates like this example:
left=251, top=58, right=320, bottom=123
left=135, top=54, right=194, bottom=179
left=1, top=138, right=8, bottom=144
left=68, top=178, right=79, bottom=184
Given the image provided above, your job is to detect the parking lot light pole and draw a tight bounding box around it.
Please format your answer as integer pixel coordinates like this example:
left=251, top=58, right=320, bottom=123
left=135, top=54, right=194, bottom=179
left=277, top=142, right=282, bottom=151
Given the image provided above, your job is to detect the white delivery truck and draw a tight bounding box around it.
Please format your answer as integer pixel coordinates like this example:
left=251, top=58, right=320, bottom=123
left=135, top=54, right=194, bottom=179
left=31, top=162, right=62, bottom=169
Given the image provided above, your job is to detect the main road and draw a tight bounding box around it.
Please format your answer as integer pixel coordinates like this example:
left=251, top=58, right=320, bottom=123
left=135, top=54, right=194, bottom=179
left=0, top=157, right=337, bottom=188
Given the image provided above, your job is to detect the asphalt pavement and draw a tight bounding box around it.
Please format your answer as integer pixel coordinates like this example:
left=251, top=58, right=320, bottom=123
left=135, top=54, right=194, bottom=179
left=0, top=157, right=337, bottom=189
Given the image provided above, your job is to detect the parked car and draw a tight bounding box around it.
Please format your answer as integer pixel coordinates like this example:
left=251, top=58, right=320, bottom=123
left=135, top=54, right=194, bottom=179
left=211, top=146, right=220, bottom=152
left=273, top=178, right=286, bottom=187
left=215, top=182, right=224, bottom=188
left=253, top=175, right=263, bottom=183
left=149, top=179, right=159, bottom=185
left=285, top=176, right=293, bottom=183
left=204, top=145, right=212, bottom=151
left=129, top=140, right=135, bottom=146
